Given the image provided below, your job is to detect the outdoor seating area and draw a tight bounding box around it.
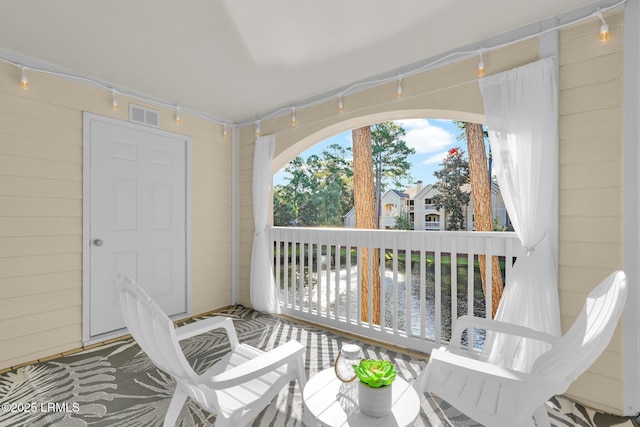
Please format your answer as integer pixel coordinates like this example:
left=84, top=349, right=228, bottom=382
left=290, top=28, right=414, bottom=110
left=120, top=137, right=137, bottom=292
left=1, top=1, right=640, bottom=425
left=1, top=301, right=637, bottom=426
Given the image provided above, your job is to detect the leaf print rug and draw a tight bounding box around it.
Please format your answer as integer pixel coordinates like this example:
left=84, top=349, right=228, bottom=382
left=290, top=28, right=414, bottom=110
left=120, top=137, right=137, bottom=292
left=0, top=306, right=637, bottom=426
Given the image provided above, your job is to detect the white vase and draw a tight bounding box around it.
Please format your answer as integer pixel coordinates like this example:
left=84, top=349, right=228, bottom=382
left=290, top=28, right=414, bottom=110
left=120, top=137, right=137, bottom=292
left=358, top=381, right=392, bottom=417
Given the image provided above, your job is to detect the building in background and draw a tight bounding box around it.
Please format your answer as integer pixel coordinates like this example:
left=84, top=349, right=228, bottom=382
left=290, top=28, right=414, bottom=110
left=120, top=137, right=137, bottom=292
left=345, top=180, right=509, bottom=231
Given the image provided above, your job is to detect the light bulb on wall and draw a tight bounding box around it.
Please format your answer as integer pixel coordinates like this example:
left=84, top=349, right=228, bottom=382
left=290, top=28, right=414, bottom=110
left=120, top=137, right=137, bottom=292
left=599, top=16, right=610, bottom=43
left=223, top=125, right=228, bottom=139
left=599, top=22, right=610, bottom=43
left=477, top=52, right=486, bottom=78
left=396, top=75, right=403, bottom=100
left=338, top=95, right=344, bottom=113
left=175, top=106, right=181, bottom=124
left=20, top=66, right=29, bottom=90
left=291, top=106, right=297, bottom=127
left=256, top=120, right=261, bottom=137
left=111, top=89, right=119, bottom=111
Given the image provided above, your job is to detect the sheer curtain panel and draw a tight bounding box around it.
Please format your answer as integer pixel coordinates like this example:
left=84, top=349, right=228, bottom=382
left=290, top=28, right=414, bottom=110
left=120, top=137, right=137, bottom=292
left=250, top=135, right=279, bottom=313
left=478, top=57, right=560, bottom=372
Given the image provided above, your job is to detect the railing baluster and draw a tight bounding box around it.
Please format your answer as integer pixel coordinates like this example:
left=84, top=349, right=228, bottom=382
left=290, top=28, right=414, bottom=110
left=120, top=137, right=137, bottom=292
left=420, top=233, right=426, bottom=340
left=315, top=241, right=321, bottom=318
left=335, top=242, right=340, bottom=321
left=346, top=242, right=352, bottom=323
left=467, top=236, right=476, bottom=322
left=357, top=242, right=362, bottom=327
left=435, top=235, right=442, bottom=345
left=392, top=234, right=399, bottom=334
left=325, top=242, right=331, bottom=318
left=284, top=234, right=290, bottom=309
left=451, top=238, right=458, bottom=339
left=405, top=232, right=412, bottom=336
left=300, top=238, right=306, bottom=312
left=298, top=242, right=311, bottom=311
left=273, top=232, right=281, bottom=308
left=380, top=236, right=386, bottom=331
left=485, top=238, right=493, bottom=320
left=368, top=233, right=373, bottom=329
left=293, top=234, right=299, bottom=310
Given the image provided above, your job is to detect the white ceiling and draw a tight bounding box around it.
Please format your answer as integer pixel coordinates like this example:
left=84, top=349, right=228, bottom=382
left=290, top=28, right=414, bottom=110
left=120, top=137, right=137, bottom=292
left=0, top=0, right=605, bottom=123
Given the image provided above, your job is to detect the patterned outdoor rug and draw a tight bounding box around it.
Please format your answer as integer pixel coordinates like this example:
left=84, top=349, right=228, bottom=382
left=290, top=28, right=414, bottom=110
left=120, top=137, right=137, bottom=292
left=0, top=306, right=637, bottom=426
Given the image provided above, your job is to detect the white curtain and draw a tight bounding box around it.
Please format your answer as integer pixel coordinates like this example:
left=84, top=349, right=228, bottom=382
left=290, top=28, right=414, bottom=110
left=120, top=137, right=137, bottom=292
left=250, top=134, right=280, bottom=313
left=478, top=57, right=560, bottom=372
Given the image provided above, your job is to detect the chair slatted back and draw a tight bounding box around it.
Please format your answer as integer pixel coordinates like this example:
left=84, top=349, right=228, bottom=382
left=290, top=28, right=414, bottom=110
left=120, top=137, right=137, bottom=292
left=531, top=271, right=627, bottom=383
left=116, top=276, right=201, bottom=391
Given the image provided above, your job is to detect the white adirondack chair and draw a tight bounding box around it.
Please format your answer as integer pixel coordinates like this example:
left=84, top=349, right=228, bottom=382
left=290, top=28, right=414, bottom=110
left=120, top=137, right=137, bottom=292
left=115, top=275, right=307, bottom=427
left=415, top=270, right=627, bottom=427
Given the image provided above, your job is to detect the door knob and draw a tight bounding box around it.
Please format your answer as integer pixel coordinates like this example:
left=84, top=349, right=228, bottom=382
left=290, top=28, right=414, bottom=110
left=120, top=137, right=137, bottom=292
left=94, top=239, right=104, bottom=246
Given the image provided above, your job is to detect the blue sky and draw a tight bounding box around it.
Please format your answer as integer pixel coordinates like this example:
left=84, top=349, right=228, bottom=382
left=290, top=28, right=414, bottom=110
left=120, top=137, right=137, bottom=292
left=274, top=119, right=463, bottom=188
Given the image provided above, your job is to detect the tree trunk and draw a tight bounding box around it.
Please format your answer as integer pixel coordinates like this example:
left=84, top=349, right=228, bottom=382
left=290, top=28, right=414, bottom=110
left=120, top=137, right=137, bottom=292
left=375, top=159, right=382, bottom=229
left=352, top=126, right=381, bottom=324
left=466, top=122, right=503, bottom=318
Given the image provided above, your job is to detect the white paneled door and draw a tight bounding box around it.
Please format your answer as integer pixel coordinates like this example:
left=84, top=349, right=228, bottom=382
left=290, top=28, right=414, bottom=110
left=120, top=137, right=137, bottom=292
left=84, top=115, right=190, bottom=340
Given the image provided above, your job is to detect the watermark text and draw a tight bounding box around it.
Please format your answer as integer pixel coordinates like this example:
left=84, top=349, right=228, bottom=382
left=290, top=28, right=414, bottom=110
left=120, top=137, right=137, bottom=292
left=1, top=402, right=80, bottom=413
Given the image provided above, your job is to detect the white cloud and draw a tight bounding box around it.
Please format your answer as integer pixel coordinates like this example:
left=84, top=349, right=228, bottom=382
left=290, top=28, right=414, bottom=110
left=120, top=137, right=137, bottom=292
left=422, top=150, right=449, bottom=165
left=396, top=119, right=455, bottom=154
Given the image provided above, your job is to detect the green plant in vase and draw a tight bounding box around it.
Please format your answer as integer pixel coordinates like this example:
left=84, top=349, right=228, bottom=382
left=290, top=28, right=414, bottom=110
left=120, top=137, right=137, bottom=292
left=353, top=359, right=397, bottom=388
left=353, top=359, right=397, bottom=417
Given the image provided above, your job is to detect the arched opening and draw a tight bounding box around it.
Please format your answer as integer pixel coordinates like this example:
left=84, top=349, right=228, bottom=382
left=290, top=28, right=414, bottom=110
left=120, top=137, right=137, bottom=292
left=272, top=109, right=484, bottom=173
left=272, top=111, right=490, bottom=231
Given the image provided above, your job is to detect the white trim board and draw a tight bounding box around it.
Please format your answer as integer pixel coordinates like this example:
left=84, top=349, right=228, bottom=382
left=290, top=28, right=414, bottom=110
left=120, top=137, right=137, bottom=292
left=623, top=0, right=640, bottom=417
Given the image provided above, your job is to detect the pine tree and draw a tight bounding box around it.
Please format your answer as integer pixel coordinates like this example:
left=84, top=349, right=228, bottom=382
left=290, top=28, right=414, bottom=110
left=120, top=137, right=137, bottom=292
left=352, top=126, right=381, bottom=324
left=371, top=122, right=415, bottom=227
left=432, top=148, right=470, bottom=230
left=464, top=122, right=504, bottom=318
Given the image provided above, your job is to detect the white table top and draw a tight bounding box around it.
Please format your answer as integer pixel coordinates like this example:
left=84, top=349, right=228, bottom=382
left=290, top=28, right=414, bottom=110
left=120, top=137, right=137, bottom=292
left=303, top=368, right=421, bottom=427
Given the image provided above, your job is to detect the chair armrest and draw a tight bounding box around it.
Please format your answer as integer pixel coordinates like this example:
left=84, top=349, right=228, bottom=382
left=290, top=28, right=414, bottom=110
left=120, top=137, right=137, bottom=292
left=208, top=341, right=305, bottom=389
left=429, top=348, right=566, bottom=390
left=175, top=316, right=240, bottom=348
left=450, top=315, right=559, bottom=352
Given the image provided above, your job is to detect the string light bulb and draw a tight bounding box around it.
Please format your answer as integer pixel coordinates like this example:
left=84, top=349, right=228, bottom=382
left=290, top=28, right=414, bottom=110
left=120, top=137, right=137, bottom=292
left=20, top=66, right=29, bottom=90
left=255, top=120, right=261, bottom=137
left=477, top=52, right=486, bottom=78
left=596, top=10, right=610, bottom=43
left=111, top=89, right=119, bottom=111
left=175, top=106, right=181, bottom=124
left=396, top=75, right=403, bottom=100
left=291, top=106, right=297, bottom=127
left=338, top=95, right=344, bottom=113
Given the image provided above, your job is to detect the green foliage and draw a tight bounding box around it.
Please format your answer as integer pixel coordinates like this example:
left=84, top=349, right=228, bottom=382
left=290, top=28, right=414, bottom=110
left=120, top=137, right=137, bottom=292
left=371, top=122, right=415, bottom=193
left=393, top=212, right=413, bottom=230
left=274, top=144, right=353, bottom=226
left=432, top=147, right=471, bottom=230
left=274, top=122, right=414, bottom=228
left=493, top=216, right=508, bottom=231
left=453, top=121, right=489, bottom=141
left=369, top=122, right=415, bottom=227
left=353, top=359, right=397, bottom=388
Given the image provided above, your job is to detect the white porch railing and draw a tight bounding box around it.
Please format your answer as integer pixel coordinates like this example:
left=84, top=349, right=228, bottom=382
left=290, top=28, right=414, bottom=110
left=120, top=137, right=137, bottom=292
left=270, top=227, right=524, bottom=354
left=424, top=222, right=440, bottom=230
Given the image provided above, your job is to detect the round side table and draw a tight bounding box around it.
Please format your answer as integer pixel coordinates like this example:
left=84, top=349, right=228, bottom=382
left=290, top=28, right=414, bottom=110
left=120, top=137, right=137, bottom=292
left=303, top=368, right=420, bottom=426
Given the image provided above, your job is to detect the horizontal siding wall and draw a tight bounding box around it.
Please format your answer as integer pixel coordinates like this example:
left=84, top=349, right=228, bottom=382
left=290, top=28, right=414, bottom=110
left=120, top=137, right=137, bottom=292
left=0, top=60, right=232, bottom=370
left=558, top=10, right=625, bottom=413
